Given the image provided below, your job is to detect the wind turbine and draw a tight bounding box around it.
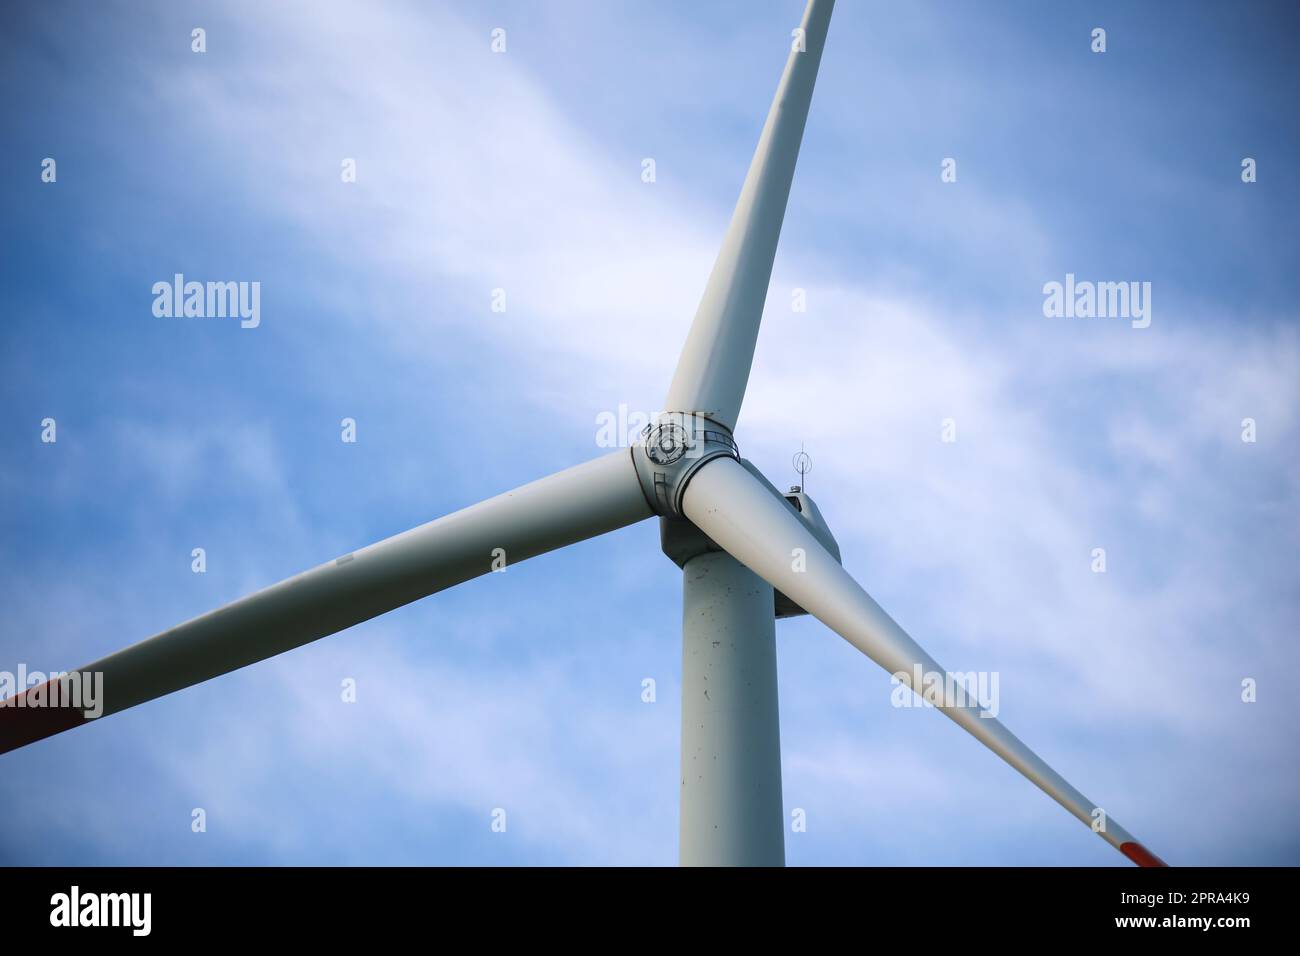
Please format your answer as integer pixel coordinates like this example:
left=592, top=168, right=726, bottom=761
left=1, top=0, right=1165, bottom=867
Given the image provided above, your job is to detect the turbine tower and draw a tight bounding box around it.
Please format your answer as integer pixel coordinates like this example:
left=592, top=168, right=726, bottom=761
left=0, top=0, right=1165, bottom=868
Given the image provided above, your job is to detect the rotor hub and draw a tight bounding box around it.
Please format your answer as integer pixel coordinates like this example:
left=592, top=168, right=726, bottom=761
left=630, top=413, right=738, bottom=518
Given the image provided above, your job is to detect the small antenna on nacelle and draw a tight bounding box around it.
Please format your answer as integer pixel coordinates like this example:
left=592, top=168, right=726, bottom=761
left=791, top=443, right=812, bottom=493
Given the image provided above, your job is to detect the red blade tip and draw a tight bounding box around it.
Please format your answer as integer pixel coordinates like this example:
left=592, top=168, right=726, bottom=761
left=1120, top=842, right=1168, bottom=867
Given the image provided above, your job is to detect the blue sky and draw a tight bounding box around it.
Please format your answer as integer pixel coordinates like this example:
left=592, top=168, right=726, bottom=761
left=1, top=0, right=1297, bottom=865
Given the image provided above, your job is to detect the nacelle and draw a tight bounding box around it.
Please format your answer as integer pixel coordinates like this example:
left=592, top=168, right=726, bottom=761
left=657, top=456, right=842, bottom=620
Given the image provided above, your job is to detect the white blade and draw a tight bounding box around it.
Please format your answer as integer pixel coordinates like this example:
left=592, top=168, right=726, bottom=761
left=681, top=455, right=1166, bottom=866
left=663, top=0, right=834, bottom=431
left=1, top=450, right=650, bottom=752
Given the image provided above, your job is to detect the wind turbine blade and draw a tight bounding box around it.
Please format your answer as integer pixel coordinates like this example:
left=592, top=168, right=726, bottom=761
left=680, top=455, right=1167, bottom=866
left=0, top=450, right=650, bottom=753
left=663, top=0, right=834, bottom=431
